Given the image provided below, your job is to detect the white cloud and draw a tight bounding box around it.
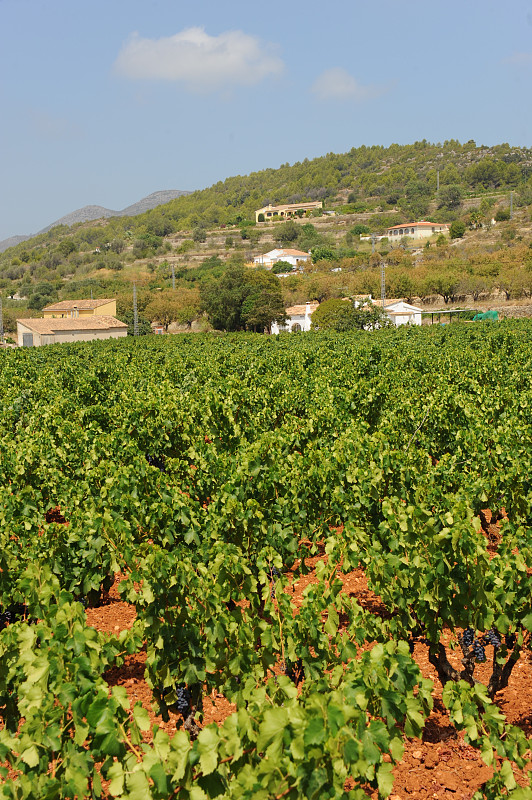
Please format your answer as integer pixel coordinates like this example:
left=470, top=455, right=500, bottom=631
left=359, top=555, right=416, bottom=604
left=114, top=27, right=284, bottom=91
left=311, top=67, right=385, bottom=101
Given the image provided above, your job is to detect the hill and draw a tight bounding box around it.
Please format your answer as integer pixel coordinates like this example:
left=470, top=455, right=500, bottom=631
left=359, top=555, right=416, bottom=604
left=0, top=190, right=191, bottom=253
left=1, top=139, right=532, bottom=335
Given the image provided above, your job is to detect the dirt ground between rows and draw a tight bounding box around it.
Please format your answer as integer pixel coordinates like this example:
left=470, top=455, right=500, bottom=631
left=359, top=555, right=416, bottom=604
left=86, top=543, right=532, bottom=800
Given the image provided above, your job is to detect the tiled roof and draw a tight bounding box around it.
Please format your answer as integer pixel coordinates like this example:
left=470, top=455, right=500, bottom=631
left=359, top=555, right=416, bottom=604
left=386, top=221, right=448, bottom=230
left=285, top=303, right=320, bottom=316
left=42, top=298, right=115, bottom=311
left=17, top=316, right=127, bottom=334
left=276, top=249, right=310, bottom=257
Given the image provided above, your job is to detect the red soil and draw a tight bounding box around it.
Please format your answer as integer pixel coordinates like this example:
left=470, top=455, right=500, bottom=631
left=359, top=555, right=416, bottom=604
left=87, top=557, right=532, bottom=799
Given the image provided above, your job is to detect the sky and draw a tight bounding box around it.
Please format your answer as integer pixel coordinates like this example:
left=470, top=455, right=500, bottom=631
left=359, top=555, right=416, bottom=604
left=1, top=0, right=532, bottom=241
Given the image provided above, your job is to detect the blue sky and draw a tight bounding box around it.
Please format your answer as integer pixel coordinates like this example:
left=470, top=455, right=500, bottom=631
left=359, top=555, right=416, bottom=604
left=1, top=0, right=532, bottom=241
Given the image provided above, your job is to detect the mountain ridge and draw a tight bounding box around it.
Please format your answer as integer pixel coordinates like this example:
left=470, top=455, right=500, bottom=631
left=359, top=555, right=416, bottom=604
left=0, top=190, right=191, bottom=253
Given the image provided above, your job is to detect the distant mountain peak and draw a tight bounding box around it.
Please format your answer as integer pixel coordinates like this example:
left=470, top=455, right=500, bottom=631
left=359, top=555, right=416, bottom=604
left=0, top=189, right=191, bottom=252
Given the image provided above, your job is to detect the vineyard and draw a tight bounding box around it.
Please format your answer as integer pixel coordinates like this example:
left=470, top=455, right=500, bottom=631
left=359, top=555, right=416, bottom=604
left=1, top=322, right=532, bottom=799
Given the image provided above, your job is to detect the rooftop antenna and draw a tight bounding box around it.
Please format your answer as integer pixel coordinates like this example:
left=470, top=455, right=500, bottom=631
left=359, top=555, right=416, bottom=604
left=133, top=283, right=139, bottom=337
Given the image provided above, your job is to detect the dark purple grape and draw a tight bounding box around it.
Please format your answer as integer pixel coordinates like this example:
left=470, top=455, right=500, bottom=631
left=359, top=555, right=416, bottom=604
left=462, top=627, right=475, bottom=648
left=484, top=628, right=501, bottom=649
left=175, top=685, right=192, bottom=717
left=473, top=641, right=486, bottom=662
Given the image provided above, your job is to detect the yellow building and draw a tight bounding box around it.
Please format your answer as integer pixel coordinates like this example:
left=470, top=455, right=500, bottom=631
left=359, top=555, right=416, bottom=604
left=255, top=201, right=323, bottom=223
left=17, top=316, right=127, bottom=347
left=42, top=298, right=117, bottom=318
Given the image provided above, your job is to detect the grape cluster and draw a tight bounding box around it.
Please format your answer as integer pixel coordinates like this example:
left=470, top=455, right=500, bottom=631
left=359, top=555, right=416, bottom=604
left=284, top=658, right=304, bottom=686
left=462, top=627, right=475, bottom=648
left=472, top=641, right=486, bottom=662
left=269, top=566, right=281, bottom=599
left=482, top=628, right=501, bottom=649
left=175, top=685, right=192, bottom=717
left=0, top=604, right=26, bottom=631
left=146, top=454, right=166, bottom=472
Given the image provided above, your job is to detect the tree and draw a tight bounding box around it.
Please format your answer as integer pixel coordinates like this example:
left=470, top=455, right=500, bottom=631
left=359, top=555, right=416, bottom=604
left=241, top=270, right=286, bottom=332
left=311, top=298, right=391, bottom=331
left=449, top=220, right=466, bottom=239
left=144, top=288, right=201, bottom=331
left=438, top=184, right=463, bottom=210
left=118, top=311, right=152, bottom=336
left=192, top=227, right=207, bottom=243
left=272, top=260, right=294, bottom=274
left=350, top=224, right=370, bottom=236
left=275, top=221, right=300, bottom=247
left=200, top=265, right=248, bottom=331
left=201, top=266, right=285, bottom=332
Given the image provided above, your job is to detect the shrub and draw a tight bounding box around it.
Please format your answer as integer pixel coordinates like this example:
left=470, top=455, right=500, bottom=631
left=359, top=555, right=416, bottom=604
left=449, top=221, right=466, bottom=239
left=495, top=208, right=511, bottom=222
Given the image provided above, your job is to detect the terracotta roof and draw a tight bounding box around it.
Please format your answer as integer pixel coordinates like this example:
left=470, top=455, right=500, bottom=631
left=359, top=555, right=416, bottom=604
left=276, top=249, right=310, bottom=257
left=285, top=303, right=320, bottom=316
left=42, top=298, right=115, bottom=311
left=386, top=221, right=449, bottom=231
left=17, top=316, right=127, bottom=334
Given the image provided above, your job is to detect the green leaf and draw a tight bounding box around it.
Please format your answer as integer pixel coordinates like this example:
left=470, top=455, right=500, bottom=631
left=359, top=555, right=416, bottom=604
left=304, top=717, right=326, bottom=747
left=257, top=707, right=288, bottom=751
left=149, top=761, right=169, bottom=795
left=20, top=744, right=40, bottom=768
left=197, top=726, right=219, bottom=776
left=376, top=761, right=394, bottom=797
left=133, top=704, right=151, bottom=732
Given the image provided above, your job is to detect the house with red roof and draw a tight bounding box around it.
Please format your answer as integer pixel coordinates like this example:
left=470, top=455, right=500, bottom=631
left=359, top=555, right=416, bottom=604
left=385, top=221, right=449, bottom=241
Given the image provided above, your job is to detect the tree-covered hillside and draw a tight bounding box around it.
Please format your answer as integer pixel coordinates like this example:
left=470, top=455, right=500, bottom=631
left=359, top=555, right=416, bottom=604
left=1, top=139, right=532, bottom=334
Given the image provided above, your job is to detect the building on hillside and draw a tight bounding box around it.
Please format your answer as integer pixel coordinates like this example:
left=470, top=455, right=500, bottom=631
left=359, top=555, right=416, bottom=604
left=253, top=248, right=311, bottom=270
left=383, top=299, right=423, bottom=326
left=385, top=221, right=449, bottom=241
left=271, top=302, right=319, bottom=335
left=17, top=316, right=128, bottom=347
left=42, top=299, right=117, bottom=318
left=255, top=201, right=322, bottom=222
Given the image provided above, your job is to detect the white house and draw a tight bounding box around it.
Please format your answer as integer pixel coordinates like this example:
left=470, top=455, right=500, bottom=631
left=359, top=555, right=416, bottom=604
left=271, top=302, right=319, bottom=334
left=383, top=300, right=423, bottom=326
left=253, top=248, right=311, bottom=270
left=385, top=221, right=449, bottom=240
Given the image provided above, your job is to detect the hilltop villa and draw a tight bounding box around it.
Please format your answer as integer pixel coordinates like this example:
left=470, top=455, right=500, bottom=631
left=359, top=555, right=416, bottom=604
left=255, top=201, right=322, bottom=222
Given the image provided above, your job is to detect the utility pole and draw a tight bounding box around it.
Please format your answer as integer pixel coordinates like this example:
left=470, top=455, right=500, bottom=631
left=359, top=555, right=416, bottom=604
left=133, top=283, right=139, bottom=337
left=171, top=264, right=175, bottom=290
left=0, top=297, right=4, bottom=344
left=371, top=233, right=377, bottom=254
left=437, top=170, right=440, bottom=194
left=380, top=262, right=386, bottom=308
left=510, top=191, right=513, bottom=220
